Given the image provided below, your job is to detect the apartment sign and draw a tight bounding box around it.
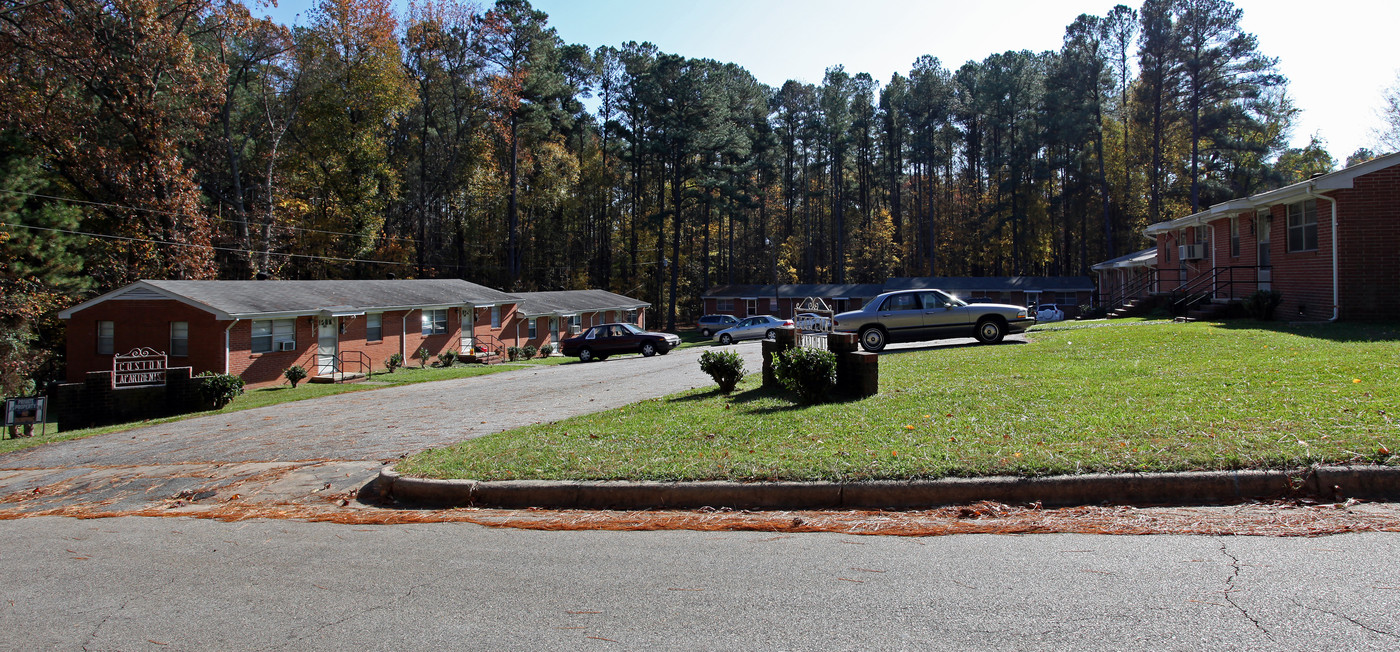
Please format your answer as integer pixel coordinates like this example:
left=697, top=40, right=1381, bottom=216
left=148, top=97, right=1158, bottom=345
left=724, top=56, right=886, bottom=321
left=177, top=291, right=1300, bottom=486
left=113, top=348, right=168, bottom=389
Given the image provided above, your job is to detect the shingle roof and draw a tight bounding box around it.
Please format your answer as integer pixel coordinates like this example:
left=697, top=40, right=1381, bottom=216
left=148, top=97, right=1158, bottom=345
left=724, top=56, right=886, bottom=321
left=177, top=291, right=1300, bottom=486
left=59, top=279, right=517, bottom=320
left=885, top=276, right=1096, bottom=292
left=1090, top=248, right=1157, bottom=271
left=511, top=289, right=650, bottom=317
left=704, top=277, right=1095, bottom=297
left=701, top=283, right=886, bottom=299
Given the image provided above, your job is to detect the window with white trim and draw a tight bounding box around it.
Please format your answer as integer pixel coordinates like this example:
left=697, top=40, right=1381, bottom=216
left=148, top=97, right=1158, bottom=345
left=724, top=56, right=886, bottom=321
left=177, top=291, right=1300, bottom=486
left=367, top=313, right=382, bottom=342
left=528, top=318, right=537, bottom=338
left=1287, top=200, right=1317, bottom=252
left=491, top=305, right=501, bottom=328
left=97, top=321, right=114, bottom=355
left=745, top=299, right=757, bottom=316
left=1229, top=218, right=1240, bottom=257
left=569, top=314, right=581, bottom=330
left=716, top=298, right=734, bottom=312
left=170, top=322, right=188, bottom=357
left=251, top=319, right=295, bottom=353
left=422, top=309, right=448, bottom=335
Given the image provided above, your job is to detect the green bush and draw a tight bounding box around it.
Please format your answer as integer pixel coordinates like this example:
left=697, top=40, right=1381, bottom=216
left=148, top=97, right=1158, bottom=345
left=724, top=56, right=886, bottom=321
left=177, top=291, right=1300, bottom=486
left=438, top=349, right=459, bottom=367
left=522, top=344, right=537, bottom=359
left=283, top=365, right=308, bottom=388
left=507, top=346, right=522, bottom=361
left=195, top=372, right=246, bottom=409
left=385, top=353, right=403, bottom=373
left=698, top=349, right=746, bottom=394
left=773, top=347, right=837, bottom=404
left=414, top=346, right=431, bottom=368
left=540, top=344, right=554, bottom=357
left=1244, top=290, right=1283, bottom=321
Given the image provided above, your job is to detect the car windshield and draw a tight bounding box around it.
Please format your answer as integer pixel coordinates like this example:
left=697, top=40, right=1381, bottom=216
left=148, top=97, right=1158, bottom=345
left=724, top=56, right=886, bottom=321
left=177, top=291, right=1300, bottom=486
left=619, top=323, right=643, bottom=334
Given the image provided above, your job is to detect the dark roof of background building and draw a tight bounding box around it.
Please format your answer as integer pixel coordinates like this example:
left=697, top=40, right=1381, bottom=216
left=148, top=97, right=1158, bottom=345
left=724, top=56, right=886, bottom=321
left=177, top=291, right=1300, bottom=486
left=703, top=277, right=1095, bottom=298
left=886, top=276, right=1096, bottom=292
left=701, top=283, right=886, bottom=299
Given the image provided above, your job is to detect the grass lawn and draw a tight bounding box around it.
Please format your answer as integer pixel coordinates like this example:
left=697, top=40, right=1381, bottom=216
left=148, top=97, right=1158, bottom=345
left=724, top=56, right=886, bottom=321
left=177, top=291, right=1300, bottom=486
left=0, top=357, right=567, bottom=455
left=400, top=320, right=1400, bottom=482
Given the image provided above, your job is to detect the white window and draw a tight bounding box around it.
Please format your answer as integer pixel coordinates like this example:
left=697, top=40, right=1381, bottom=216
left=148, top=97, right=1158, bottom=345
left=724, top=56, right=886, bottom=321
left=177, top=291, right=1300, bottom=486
left=367, top=313, right=382, bottom=342
left=569, top=314, right=581, bottom=329
left=745, top=299, right=758, bottom=316
left=170, top=322, right=188, bottom=357
left=251, top=319, right=295, bottom=353
left=528, top=318, right=537, bottom=338
left=422, top=309, right=447, bottom=335
left=716, top=298, right=734, bottom=312
left=97, top=321, right=114, bottom=355
left=625, top=310, right=639, bottom=324
left=491, top=305, right=501, bottom=328
left=1287, top=200, right=1317, bottom=252
left=1229, top=218, right=1240, bottom=257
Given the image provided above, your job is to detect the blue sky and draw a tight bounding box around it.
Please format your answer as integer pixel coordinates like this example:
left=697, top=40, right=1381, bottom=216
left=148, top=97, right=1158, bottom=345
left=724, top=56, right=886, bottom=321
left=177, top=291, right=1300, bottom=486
left=259, top=0, right=1400, bottom=161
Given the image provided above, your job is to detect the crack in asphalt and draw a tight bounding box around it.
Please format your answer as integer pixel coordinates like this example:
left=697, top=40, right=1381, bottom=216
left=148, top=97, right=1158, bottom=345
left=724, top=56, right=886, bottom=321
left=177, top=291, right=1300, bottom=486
left=1217, top=540, right=1274, bottom=642
left=264, top=573, right=449, bottom=651
left=1290, top=597, right=1400, bottom=640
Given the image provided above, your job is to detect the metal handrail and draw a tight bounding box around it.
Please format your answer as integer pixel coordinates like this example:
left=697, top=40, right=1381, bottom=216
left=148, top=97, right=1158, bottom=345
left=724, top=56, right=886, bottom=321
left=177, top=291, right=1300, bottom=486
left=465, top=333, right=505, bottom=364
left=1099, top=270, right=1158, bottom=312
left=336, top=350, right=372, bottom=378
left=1169, top=265, right=1267, bottom=312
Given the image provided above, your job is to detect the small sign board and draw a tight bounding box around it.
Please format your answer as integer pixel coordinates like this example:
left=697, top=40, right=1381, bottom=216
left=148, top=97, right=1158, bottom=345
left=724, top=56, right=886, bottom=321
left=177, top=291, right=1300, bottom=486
left=4, top=396, right=46, bottom=438
left=113, top=348, right=168, bottom=389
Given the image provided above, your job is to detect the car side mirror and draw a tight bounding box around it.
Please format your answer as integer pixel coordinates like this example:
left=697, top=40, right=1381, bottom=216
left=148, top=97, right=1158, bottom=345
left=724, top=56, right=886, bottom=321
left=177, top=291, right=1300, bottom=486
left=944, top=304, right=954, bottom=311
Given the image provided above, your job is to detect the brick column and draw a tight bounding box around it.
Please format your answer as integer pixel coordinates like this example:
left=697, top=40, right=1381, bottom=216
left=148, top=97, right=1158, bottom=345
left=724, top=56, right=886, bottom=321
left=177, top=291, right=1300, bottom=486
left=761, top=326, right=798, bottom=389
left=829, top=332, right=878, bottom=398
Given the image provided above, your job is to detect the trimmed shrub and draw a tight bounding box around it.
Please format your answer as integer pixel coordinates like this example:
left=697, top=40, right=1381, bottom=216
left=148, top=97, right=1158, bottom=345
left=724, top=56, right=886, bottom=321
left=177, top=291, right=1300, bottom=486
left=385, top=353, right=403, bottom=373
left=773, top=347, right=837, bottom=404
left=195, top=372, right=246, bottom=409
left=540, top=344, right=554, bottom=357
left=507, top=346, right=522, bottom=361
left=698, top=349, right=746, bottom=394
left=283, top=365, right=308, bottom=388
left=438, top=349, right=459, bottom=367
left=522, top=345, right=537, bottom=360
left=1244, top=290, right=1283, bottom=321
left=414, top=346, right=431, bottom=368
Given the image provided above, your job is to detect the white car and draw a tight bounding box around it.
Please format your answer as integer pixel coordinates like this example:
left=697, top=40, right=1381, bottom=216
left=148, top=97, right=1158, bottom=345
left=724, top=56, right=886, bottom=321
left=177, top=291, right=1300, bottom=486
left=794, top=312, right=832, bottom=333
left=1035, top=304, right=1066, bottom=322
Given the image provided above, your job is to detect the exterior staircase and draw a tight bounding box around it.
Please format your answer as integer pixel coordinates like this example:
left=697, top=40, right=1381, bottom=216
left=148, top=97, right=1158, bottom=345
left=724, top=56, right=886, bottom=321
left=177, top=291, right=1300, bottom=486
left=1109, top=295, right=1165, bottom=319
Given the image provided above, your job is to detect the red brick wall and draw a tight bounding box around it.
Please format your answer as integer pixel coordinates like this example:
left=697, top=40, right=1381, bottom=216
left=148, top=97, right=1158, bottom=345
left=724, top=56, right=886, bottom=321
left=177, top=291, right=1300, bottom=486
left=227, top=317, right=318, bottom=386
left=1336, top=166, right=1400, bottom=320
left=65, top=300, right=230, bottom=383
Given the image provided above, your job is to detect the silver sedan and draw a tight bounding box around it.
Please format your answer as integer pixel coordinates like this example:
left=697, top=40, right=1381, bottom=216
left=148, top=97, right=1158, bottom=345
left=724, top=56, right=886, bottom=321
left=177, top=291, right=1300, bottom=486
left=712, top=315, right=794, bottom=345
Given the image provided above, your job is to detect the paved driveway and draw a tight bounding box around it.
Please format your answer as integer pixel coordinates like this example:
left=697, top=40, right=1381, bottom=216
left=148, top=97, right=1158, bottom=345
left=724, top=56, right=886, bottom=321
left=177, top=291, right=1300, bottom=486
left=0, top=343, right=765, bottom=516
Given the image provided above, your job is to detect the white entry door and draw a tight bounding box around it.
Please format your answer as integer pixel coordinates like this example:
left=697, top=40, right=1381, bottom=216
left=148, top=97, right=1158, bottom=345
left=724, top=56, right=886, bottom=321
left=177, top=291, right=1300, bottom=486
left=318, top=318, right=338, bottom=375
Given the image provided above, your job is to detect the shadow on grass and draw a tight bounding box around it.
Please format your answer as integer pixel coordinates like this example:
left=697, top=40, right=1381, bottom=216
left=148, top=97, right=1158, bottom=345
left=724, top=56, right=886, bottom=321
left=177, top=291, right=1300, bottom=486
left=876, top=338, right=1029, bottom=357
left=1210, top=319, right=1400, bottom=343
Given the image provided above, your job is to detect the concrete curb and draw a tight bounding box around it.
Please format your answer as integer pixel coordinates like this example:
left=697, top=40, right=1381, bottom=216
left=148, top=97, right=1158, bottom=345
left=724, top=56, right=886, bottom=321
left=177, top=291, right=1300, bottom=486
left=379, top=465, right=1400, bottom=510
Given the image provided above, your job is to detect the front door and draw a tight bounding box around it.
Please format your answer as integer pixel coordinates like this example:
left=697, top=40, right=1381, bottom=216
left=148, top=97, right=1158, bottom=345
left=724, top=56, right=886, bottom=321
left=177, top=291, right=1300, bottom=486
left=318, top=318, right=338, bottom=375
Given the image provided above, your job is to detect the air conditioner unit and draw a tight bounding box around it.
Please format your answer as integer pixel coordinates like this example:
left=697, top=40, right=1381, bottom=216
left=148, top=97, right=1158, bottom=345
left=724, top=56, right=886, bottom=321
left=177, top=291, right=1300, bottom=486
left=1178, top=243, right=1206, bottom=260
left=279, top=341, right=296, bottom=351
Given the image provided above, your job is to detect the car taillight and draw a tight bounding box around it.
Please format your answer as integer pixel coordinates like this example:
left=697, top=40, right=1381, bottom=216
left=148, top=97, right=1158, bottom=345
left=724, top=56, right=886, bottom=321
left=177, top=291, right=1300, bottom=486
left=783, top=320, right=793, bottom=326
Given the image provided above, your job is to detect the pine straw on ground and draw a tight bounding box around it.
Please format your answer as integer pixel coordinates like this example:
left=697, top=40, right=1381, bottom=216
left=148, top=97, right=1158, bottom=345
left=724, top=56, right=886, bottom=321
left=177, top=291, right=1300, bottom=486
left=3, top=497, right=1399, bottom=537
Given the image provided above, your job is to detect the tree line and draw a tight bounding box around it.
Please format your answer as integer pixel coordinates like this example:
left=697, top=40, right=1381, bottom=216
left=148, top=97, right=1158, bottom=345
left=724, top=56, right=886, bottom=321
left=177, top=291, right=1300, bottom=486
left=0, top=0, right=1368, bottom=394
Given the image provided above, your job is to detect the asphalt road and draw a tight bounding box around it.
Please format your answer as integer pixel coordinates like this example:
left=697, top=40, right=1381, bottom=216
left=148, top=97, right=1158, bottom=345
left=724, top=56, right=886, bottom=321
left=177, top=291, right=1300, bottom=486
left=3, top=516, right=1398, bottom=650
left=0, top=342, right=766, bottom=516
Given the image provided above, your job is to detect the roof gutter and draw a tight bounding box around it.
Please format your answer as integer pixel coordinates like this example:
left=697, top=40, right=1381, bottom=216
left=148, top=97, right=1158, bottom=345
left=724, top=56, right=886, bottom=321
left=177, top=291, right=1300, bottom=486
left=1305, top=185, right=1339, bottom=321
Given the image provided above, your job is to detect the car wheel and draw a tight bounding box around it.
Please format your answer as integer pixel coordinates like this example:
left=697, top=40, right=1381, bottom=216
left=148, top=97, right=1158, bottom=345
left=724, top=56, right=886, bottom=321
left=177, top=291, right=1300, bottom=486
left=975, top=318, right=1005, bottom=344
left=700, top=328, right=711, bottom=337
left=859, top=326, right=886, bottom=353
left=578, top=347, right=594, bottom=362
left=719, top=333, right=733, bottom=345
left=765, top=329, right=776, bottom=340
left=641, top=342, right=657, bottom=357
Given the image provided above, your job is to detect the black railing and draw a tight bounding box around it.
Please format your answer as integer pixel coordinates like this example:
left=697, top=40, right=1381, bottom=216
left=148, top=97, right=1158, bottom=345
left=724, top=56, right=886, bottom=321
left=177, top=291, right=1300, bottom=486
left=1099, top=270, right=1158, bottom=312
left=466, top=333, right=505, bottom=364
left=1168, top=265, right=1267, bottom=313
left=337, top=350, right=371, bottom=378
